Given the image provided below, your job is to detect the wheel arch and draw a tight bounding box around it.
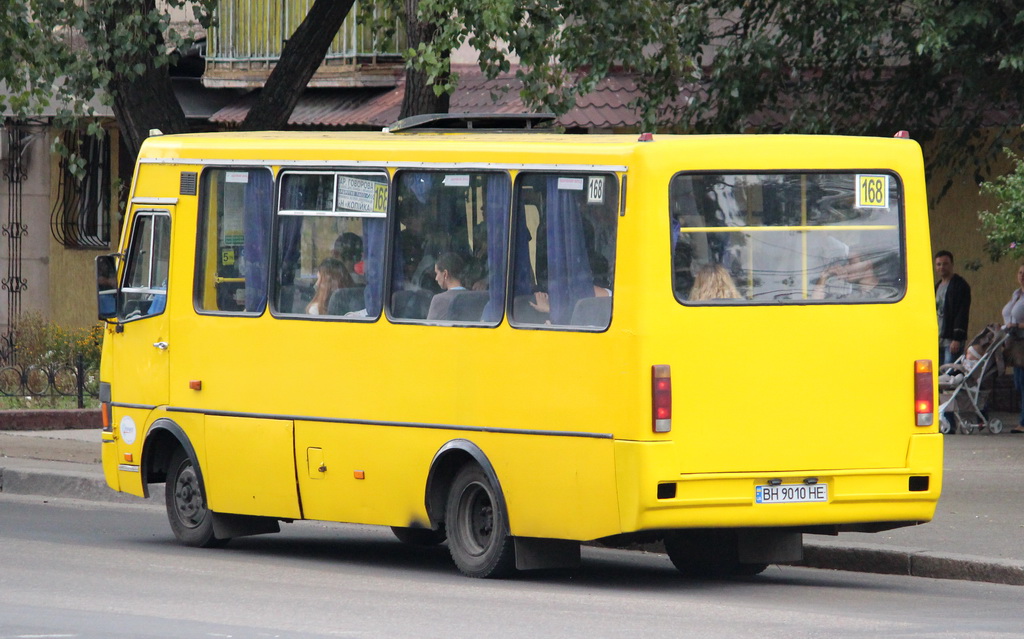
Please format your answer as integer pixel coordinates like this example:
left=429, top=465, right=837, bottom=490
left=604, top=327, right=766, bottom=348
left=425, top=439, right=507, bottom=532
left=141, top=418, right=202, bottom=499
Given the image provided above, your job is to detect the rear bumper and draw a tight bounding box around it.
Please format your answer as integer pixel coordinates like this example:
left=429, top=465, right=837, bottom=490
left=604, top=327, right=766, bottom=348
left=614, top=433, right=943, bottom=533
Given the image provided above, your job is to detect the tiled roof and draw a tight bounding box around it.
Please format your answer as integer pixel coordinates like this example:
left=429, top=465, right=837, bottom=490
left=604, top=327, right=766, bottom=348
left=209, top=65, right=643, bottom=130
left=209, top=87, right=393, bottom=127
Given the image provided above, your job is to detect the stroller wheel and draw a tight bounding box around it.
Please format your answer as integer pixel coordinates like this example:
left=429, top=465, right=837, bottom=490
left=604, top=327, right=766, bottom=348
left=987, top=418, right=1004, bottom=435
left=939, top=414, right=955, bottom=434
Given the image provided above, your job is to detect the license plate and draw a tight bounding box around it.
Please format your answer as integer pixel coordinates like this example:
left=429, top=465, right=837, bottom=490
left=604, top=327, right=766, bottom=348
left=755, top=483, right=828, bottom=504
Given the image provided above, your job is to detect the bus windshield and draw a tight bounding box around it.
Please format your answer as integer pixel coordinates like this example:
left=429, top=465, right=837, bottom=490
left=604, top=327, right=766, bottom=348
left=670, top=172, right=904, bottom=304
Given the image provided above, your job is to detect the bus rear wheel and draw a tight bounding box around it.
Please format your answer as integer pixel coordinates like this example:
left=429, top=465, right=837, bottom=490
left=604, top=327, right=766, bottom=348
left=165, top=448, right=226, bottom=548
left=664, top=530, right=767, bottom=578
left=445, top=464, right=515, bottom=578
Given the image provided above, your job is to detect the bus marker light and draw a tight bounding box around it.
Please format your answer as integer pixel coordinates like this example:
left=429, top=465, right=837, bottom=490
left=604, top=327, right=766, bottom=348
left=914, top=360, right=933, bottom=426
left=652, top=365, right=672, bottom=433
left=124, top=453, right=133, bottom=463
left=189, top=380, right=202, bottom=391
left=353, top=470, right=365, bottom=480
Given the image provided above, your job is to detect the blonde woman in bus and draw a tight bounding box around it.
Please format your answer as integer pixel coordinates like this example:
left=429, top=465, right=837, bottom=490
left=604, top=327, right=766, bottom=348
left=689, top=263, right=741, bottom=301
left=305, top=258, right=350, bottom=315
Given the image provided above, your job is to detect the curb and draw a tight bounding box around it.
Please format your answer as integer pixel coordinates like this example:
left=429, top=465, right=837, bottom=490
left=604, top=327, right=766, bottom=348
left=3, top=461, right=1023, bottom=586
left=796, top=542, right=1024, bottom=587
left=0, top=463, right=143, bottom=504
left=0, top=409, right=101, bottom=430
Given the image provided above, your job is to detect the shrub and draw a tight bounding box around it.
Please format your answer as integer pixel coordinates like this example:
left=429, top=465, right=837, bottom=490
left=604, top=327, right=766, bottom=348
left=979, top=149, right=1024, bottom=262
left=4, top=313, right=103, bottom=370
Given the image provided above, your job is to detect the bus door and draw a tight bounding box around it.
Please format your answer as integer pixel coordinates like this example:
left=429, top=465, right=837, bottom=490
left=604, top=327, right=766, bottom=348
left=110, top=206, right=173, bottom=449
left=166, top=166, right=302, bottom=520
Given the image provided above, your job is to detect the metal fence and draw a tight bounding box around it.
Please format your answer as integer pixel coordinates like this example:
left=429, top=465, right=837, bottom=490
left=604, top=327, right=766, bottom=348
left=0, top=354, right=98, bottom=408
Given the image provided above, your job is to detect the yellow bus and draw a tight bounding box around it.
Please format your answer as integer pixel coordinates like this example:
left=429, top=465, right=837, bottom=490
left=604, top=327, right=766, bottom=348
left=95, top=119, right=941, bottom=578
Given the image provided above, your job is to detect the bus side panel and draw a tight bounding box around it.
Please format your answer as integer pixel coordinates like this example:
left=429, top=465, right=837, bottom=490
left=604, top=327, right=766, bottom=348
left=487, top=433, right=620, bottom=540
left=295, top=423, right=621, bottom=541
left=294, top=420, right=440, bottom=526
left=203, top=415, right=302, bottom=519
left=106, top=405, right=154, bottom=497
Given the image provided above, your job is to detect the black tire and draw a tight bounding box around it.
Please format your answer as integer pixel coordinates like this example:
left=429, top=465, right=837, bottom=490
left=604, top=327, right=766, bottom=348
left=664, top=530, right=767, bottom=578
left=445, top=464, right=515, bottom=578
left=165, top=448, right=226, bottom=548
left=391, top=525, right=447, bottom=546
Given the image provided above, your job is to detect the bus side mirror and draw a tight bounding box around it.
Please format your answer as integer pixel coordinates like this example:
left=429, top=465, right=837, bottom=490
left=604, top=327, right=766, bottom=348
left=96, top=254, right=119, bottom=322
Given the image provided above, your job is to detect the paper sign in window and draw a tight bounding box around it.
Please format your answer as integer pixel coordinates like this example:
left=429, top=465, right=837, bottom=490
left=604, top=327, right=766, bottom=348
left=336, top=176, right=384, bottom=214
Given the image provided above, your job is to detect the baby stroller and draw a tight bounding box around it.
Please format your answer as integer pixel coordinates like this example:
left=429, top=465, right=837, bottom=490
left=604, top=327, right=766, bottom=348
left=937, top=324, right=1009, bottom=435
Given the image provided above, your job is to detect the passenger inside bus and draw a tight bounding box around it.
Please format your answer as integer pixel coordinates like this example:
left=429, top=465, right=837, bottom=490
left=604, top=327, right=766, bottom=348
left=306, top=258, right=351, bottom=315
left=689, top=263, right=741, bottom=302
left=333, top=232, right=365, bottom=284
left=812, top=250, right=884, bottom=300
left=427, top=252, right=469, bottom=320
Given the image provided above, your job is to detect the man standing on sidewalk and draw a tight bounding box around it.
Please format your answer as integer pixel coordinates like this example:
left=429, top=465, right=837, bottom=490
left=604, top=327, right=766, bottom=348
left=935, top=250, right=971, bottom=365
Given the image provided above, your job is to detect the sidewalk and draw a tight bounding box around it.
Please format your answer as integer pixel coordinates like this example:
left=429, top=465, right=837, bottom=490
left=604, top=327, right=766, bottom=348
left=2, top=419, right=1024, bottom=585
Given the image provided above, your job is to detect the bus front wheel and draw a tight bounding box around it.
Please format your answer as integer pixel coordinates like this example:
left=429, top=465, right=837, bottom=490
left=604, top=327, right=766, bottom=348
left=445, top=464, right=515, bottom=578
left=664, top=530, right=767, bottom=578
left=165, top=448, right=227, bottom=548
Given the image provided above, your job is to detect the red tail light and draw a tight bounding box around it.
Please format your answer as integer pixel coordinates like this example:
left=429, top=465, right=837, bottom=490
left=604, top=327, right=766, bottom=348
left=914, top=360, right=933, bottom=426
left=652, top=365, right=672, bottom=433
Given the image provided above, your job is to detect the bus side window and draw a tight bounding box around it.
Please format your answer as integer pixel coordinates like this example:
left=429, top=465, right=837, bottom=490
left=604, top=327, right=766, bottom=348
left=510, top=173, right=618, bottom=330
left=389, top=171, right=510, bottom=324
left=273, top=170, right=387, bottom=319
left=195, top=168, right=274, bottom=314
left=121, top=211, right=170, bottom=320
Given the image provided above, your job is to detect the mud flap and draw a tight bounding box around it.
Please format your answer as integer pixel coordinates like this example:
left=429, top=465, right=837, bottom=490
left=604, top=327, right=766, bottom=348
left=738, top=529, right=803, bottom=564
left=211, top=512, right=281, bottom=539
left=514, top=537, right=582, bottom=570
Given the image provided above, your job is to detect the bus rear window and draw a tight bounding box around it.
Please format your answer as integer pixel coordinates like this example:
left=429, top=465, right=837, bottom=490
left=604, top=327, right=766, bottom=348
left=670, top=172, right=904, bottom=305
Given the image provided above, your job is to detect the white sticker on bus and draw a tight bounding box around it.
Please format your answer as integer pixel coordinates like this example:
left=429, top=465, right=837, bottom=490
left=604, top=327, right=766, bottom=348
left=558, top=177, right=585, bottom=191
left=225, top=171, right=250, bottom=184
left=443, top=174, right=471, bottom=187
left=119, top=415, right=137, bottom=445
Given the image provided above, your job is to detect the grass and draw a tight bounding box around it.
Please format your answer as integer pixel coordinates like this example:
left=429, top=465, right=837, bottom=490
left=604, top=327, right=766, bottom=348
left=0, top=395, right=100, bottom=410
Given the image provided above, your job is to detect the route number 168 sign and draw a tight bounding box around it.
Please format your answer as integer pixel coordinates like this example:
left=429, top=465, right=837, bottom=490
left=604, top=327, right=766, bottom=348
left=856, top=174, right=889, bottom=209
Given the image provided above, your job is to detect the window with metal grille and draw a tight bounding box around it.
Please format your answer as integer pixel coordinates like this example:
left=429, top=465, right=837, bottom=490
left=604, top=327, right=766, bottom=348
left=50, top=129, right=111, bottom=249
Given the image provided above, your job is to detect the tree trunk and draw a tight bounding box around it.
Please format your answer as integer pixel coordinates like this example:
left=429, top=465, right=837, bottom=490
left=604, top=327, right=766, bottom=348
left=105, top=0, right=189, bottom=164
left=241, top=0, right=357, bottom=131
left=109, top=66, right=190, bottom=164
left=400, top=0, right=451, bottom=119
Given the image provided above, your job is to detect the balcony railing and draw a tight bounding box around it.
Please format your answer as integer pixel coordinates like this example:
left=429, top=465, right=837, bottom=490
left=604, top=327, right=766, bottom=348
left=205, top=0, right=405, bottom=88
